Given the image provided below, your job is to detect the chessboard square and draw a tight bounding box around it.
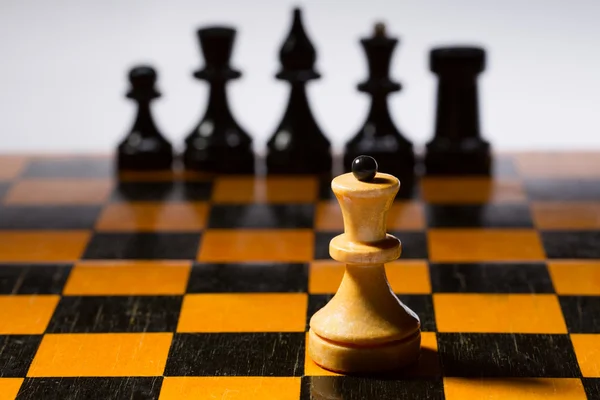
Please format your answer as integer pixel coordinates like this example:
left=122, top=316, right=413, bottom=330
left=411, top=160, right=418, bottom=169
left=559, top=296, right=600, bottom=333
left=0, top=264, right=71, bottom=294
left=443, top=377, right=587, bottom=400
left=187, top=263, right=307, bottom=293
left=0, top=206, right=101, bottom=229
left=0, top=156, right=27, bottom=180
left=549, top=261, right=600, bottom=295
left=571, top=334, right=600, bottom=377
left=5, top=179, right=112, bottom=205
left=430, top=263, right=554, bottom=293
left=0, top=295, right=59, bottom=334
left=398, top=295, right=437, bottom=331
left=22, top=157, right=112, bottom=178
left=389, top=231, right=429, bottom=259
left=0, top=378, right=23, bottom=400
left=516, top=152, right=600, bottom=178
left=83, top=233, right=200, bottom=260
left=583, top=378, right=600, bottom=400
left=0, top=335, right=43, bottom=377
left=299, top=376, right=445, bottom=400
left=428, top=229, right=545, bottom=262
left=308, top=261, right=430, bottom=294
left=315, top=201, right=425, bottom=231
left=541, top=231, right=600, bottom=259
left=208, top=204, right=314, bottom=229
left=437, top=333, right=580, bottom=377
left=434, top=294, right=566, bottom=333
left=306, top=294, right=333, bottom=331
left=198, top=230, right=313, bottom=262
left=159, top=377, right=301, bottom=400
left=96, top=202, right=209, bottom=231
left=112, top=181, right=212, bottom=202
left=526, top=179, right=600, bottom=201
left=313, top=232, right=336, bottom=260
left=532, top=202, right=600, bottom=229
left=164, top=333, right=305, bottom=376
left=16, top=377, right=163, bottom=400
left=177, top=293, right=307, bottom=332
left=64, top=261, right=191, bottom=295
left=212, top=177, right=318, bottom=204
left=46, top=296, right=182, bottom=333
left=27, top=333, right=172, bottom=377
left=0, top=231, right=90, bottom=262
left=426, top=204, right=533, bottom=228
left=421, top=178, right=526, bottom=204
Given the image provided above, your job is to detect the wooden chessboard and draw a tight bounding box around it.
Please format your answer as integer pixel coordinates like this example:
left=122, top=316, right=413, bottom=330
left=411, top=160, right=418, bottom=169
left=0, top=153, right=599, bottom=400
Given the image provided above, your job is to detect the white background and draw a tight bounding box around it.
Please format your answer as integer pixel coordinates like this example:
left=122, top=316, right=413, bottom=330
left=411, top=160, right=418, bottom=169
left=0, top=0, right=599, bottom=153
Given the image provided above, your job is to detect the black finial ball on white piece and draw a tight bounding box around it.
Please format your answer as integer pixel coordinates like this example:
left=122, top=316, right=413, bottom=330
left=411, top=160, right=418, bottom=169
left=352, top=155, right=378, bottom=182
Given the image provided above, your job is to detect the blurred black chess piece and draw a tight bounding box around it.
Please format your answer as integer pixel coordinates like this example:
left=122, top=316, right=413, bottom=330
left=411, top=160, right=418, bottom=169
left=183, top=27, right=255, bottom=174
left=343, top=23, right=415, bottom=197
left=117, top=66, right=173, bottom=170
left=424, top=46, right=491, bottom=175
left=266, top=8, right=332, bottom=175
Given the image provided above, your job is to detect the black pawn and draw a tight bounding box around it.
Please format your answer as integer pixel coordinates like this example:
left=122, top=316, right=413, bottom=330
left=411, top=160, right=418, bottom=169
left=343, top=23, right=415, bottom=196
left=117, top=66, right=173, bottom=171
left=266, top=8, right=332, bottom=175
left=183, top=27, right=254, bottom=174
left=424, top=46, right=491, bottom=175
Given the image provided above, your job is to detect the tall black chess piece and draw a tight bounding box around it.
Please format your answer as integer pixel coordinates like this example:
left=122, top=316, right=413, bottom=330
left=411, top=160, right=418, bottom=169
left=117, top=66, right=173, bottom=170
left=424, top=46, right=491, bottom=175
left=343, top=23, right=415, bottom=197
left=266, top=8, right=332, bottom=175
left=183, top=27, right=254, bottom=174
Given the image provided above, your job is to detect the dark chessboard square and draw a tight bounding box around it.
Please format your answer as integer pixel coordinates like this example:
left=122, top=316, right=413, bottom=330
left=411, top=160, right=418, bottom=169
left=0, top=335, right=42, bottom=377
left=300, top=376, right=444, bottom=400
left=526, top=179, right=600, bottom=201
left=83, top=233, right=200, bottom=260
left=559, top=296, right=600, bottom=333
left=583, top=378, right=600, bottom=400
left=16, top=377, right=163, bottom=400
left=437, top=333, right=580, bottom=377
left=390, top=232, right=428, bottom=259
left=425, top=204, right=533, bottom=228
left=46, top=296, right=182, bottom=333
left=430, top=263, right=553, bottom=293
left=307, top=294, right=334, bottom=330
left=314, top=232, right=336, bottom=260
left=0, top=264, right=71, bottom=294
left=23, top=158, right=112, bottom=178
left=187, top=263, right=308, bottom=293
left=208, top=204, right=314, bottom=229
left=164, top=333, right=305, bottom=376
left=318, top=179, right=335, bottom=200
left=397, top=295, right=436, bottom=332
left=0, top=206, right=101, bottom=229
left=112, top=181, right=212, bottom=201
left=541, top=231, right=600, bottom=259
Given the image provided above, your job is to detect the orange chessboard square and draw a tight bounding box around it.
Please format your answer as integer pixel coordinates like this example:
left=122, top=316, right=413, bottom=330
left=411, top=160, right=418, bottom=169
left=0, top=295, right=59, bottom=334
left=95, top=202, right=209, bottom=232
left=443, top=377, right=587, bottom=400
left=159, top=377, right=301, bottom=400
left=63, top=261, right=191, bottom=295
left=198, top=229, right=313, bottom=262
left=0, top=231, right=91, bottom=262
left=0, top=378, right=23, bottom=400
left=548, top=261, right=600, bottom=295
left=531, top=202, right=600, bottom=230
left=427, top=229, right=545, bottom=262
left=516, top=152, right=600, bottom=178
left=0, top=156, right=27, bottom=180
left=570, top=334, right=600, bottom=378
left=28, top=333, right=172, bottom=377
left=212, top=176, right=318, bottom=203
left=433, top=293, right=567, bottom=334
left=315, top=201, right=425, bottom=231
left=421, top=178, right=527, bottom=204
left=177, top=293, right=307, bottom=333
left=4, top=179, right=112, bottom=205
left=308, top=260, right=430, bottom=294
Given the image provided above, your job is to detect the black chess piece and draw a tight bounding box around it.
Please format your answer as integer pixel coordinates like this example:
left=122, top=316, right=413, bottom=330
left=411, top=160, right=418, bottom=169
left=424, top=46, right=491, bottom=175
left=183, top=27, right=254, bottom=174
left=117, top=66, right=173, bottom=171
left=266, top=8, right=332, bottom=175
left=343, top=23, right=415, bottom=196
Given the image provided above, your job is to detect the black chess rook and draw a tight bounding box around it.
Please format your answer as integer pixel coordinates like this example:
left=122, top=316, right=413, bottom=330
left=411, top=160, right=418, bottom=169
left=183, top=26, right=255, bottom=174
left=117, top=66, right=173, bottom=171
left=425, top=46, right=492, bottom=175
left=266, top=8, right=332, bottom=175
